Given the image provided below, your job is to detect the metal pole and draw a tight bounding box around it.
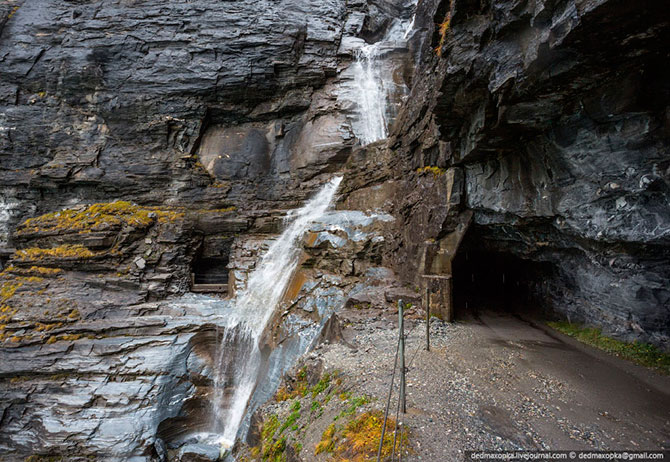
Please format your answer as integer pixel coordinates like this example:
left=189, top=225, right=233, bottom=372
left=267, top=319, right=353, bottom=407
left=398, top=299, right=406, bottom=414
left=425, top=286, right=430, bottom=351
left=376, top=335, right=400, bottom=462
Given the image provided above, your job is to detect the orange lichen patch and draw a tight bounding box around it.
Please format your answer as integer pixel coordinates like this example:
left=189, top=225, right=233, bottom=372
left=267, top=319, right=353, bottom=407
left=333, top=411, right=409, bottom=462
left=0, top=265, right=17, bottom=277
left=16, top=200, right=184, bottom=235
left=35, top=322, right=63, bottom=332
left=155, top=209, right=185, bottom=223
left=7, top=5, right=19, bottom=19
left=434, top=9, right=451, bottom=57
left=15, top=244, right=96, bottom=261
left=1, top=279, right=22, bottom=302
left=304, top=232, right=319, bottom=247
left=59, top=334, right=82, bottom=342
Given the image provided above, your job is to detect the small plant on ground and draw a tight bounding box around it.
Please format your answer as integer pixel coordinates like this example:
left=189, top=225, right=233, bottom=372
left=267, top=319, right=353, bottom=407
left=17, top=200, right=184, bottom=236
left=275, top=367, right=309, bottom=401
left=336, top=395, right=370, bottom=420
left=315, top=423, right=337, bottom=455
left=315, top=411, right=409, bottom=461
left=311, top=372, right=331, bottom=397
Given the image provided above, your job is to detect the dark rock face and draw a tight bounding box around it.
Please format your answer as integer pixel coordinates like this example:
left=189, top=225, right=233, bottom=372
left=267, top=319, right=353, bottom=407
left=383, top=0, right=670, bottom=346
left=0, top=0, right=413, bottom=459
left=0, top=0, right=406, bottom=246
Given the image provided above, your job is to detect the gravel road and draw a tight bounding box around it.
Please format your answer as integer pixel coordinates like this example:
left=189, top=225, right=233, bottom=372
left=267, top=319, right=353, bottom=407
left=317, top=309, right=670, bottom=460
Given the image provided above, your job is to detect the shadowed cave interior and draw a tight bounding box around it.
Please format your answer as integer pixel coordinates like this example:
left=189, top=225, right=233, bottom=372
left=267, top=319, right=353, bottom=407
left=452, top=228, right=557, bottom=320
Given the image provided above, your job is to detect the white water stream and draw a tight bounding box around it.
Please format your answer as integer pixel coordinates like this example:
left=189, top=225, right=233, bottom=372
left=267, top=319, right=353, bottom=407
left=204, top=3, right=417, bottom=450
left=352, top=6, right=417, bottom=145
left=210, top=176, right=343, bottom=447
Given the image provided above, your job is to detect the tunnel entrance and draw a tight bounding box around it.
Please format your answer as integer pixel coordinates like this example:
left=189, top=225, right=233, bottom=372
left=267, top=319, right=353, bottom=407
left=191, top=256, right=230, bottom=293
left=452, top=231, right=555, bottom=320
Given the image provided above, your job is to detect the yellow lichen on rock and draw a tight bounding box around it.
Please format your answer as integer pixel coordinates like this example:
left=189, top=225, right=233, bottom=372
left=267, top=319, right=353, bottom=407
left=416, top=166, right=446, bottom=177
left=15, top=244, right=96, bottom=261
left=17, top=200, right=184, bottom=235
left=25, top=266, right=63, bottom=276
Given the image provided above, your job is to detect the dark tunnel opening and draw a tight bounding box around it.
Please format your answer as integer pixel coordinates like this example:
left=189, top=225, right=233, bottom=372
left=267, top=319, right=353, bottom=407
left=191, top=255, right=230, bottom=293
left=452, top=230, right=556, bottom=320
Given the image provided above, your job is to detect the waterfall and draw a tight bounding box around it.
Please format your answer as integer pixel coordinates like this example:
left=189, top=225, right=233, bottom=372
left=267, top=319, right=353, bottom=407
left=352, top=5, right=417, bottom=145
left=210, top=176, right=343, bottom=448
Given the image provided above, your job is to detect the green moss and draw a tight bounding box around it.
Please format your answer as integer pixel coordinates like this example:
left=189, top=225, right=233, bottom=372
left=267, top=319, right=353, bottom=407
left=261, top=414, right=280, bottom=442
left=311, top=400, right=322, bottom=413
left=275, top=367, right=308, bottom=401
left=252, top=414, right=286, bottom=462
left=548, top=321, right=670, bottom=374
left=336, top=395, right=370, bottom=421
left=311, top=372, right=331, bottom=397
left=279, top=408, right=301, bottom=435
left=260, top=414, right=287, bottom=462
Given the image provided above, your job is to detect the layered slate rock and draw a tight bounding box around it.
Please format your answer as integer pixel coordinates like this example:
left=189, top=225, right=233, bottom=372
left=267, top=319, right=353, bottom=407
left=374, top=0, right=670, bottom=345
left=0, top=0, right=403, bottom=248
left=0, top=2, right=415, bottom=458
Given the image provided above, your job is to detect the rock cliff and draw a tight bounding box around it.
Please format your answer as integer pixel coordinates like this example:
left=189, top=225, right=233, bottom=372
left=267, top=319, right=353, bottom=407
left=0, top=0, right=669, bottom=460
left=350, top=0, right=670, bottom=346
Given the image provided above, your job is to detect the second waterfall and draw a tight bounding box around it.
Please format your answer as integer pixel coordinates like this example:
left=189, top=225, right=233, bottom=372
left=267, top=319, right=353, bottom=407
left=352, top=2, right=417, bottom=145
left=210, top=177, right=343, bottom=447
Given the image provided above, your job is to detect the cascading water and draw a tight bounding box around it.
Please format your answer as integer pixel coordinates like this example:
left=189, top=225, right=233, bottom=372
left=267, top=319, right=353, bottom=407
left=352, top=4, right=417, bottom=145
left=210, top=176, right=343, bottom=448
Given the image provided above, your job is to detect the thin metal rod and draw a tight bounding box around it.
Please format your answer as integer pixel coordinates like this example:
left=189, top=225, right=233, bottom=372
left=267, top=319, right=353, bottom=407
left=376, top=332, right=400, bottom=462
left=391, top=374, right=402, bottom=462
left=398, top=299, right=406, bottom=414
left=425, top=286, right=430, bottom=351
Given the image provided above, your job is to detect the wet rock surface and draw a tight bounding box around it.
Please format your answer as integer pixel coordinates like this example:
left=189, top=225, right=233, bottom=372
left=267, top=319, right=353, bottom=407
left=0, top=199, right=396, bottom=458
